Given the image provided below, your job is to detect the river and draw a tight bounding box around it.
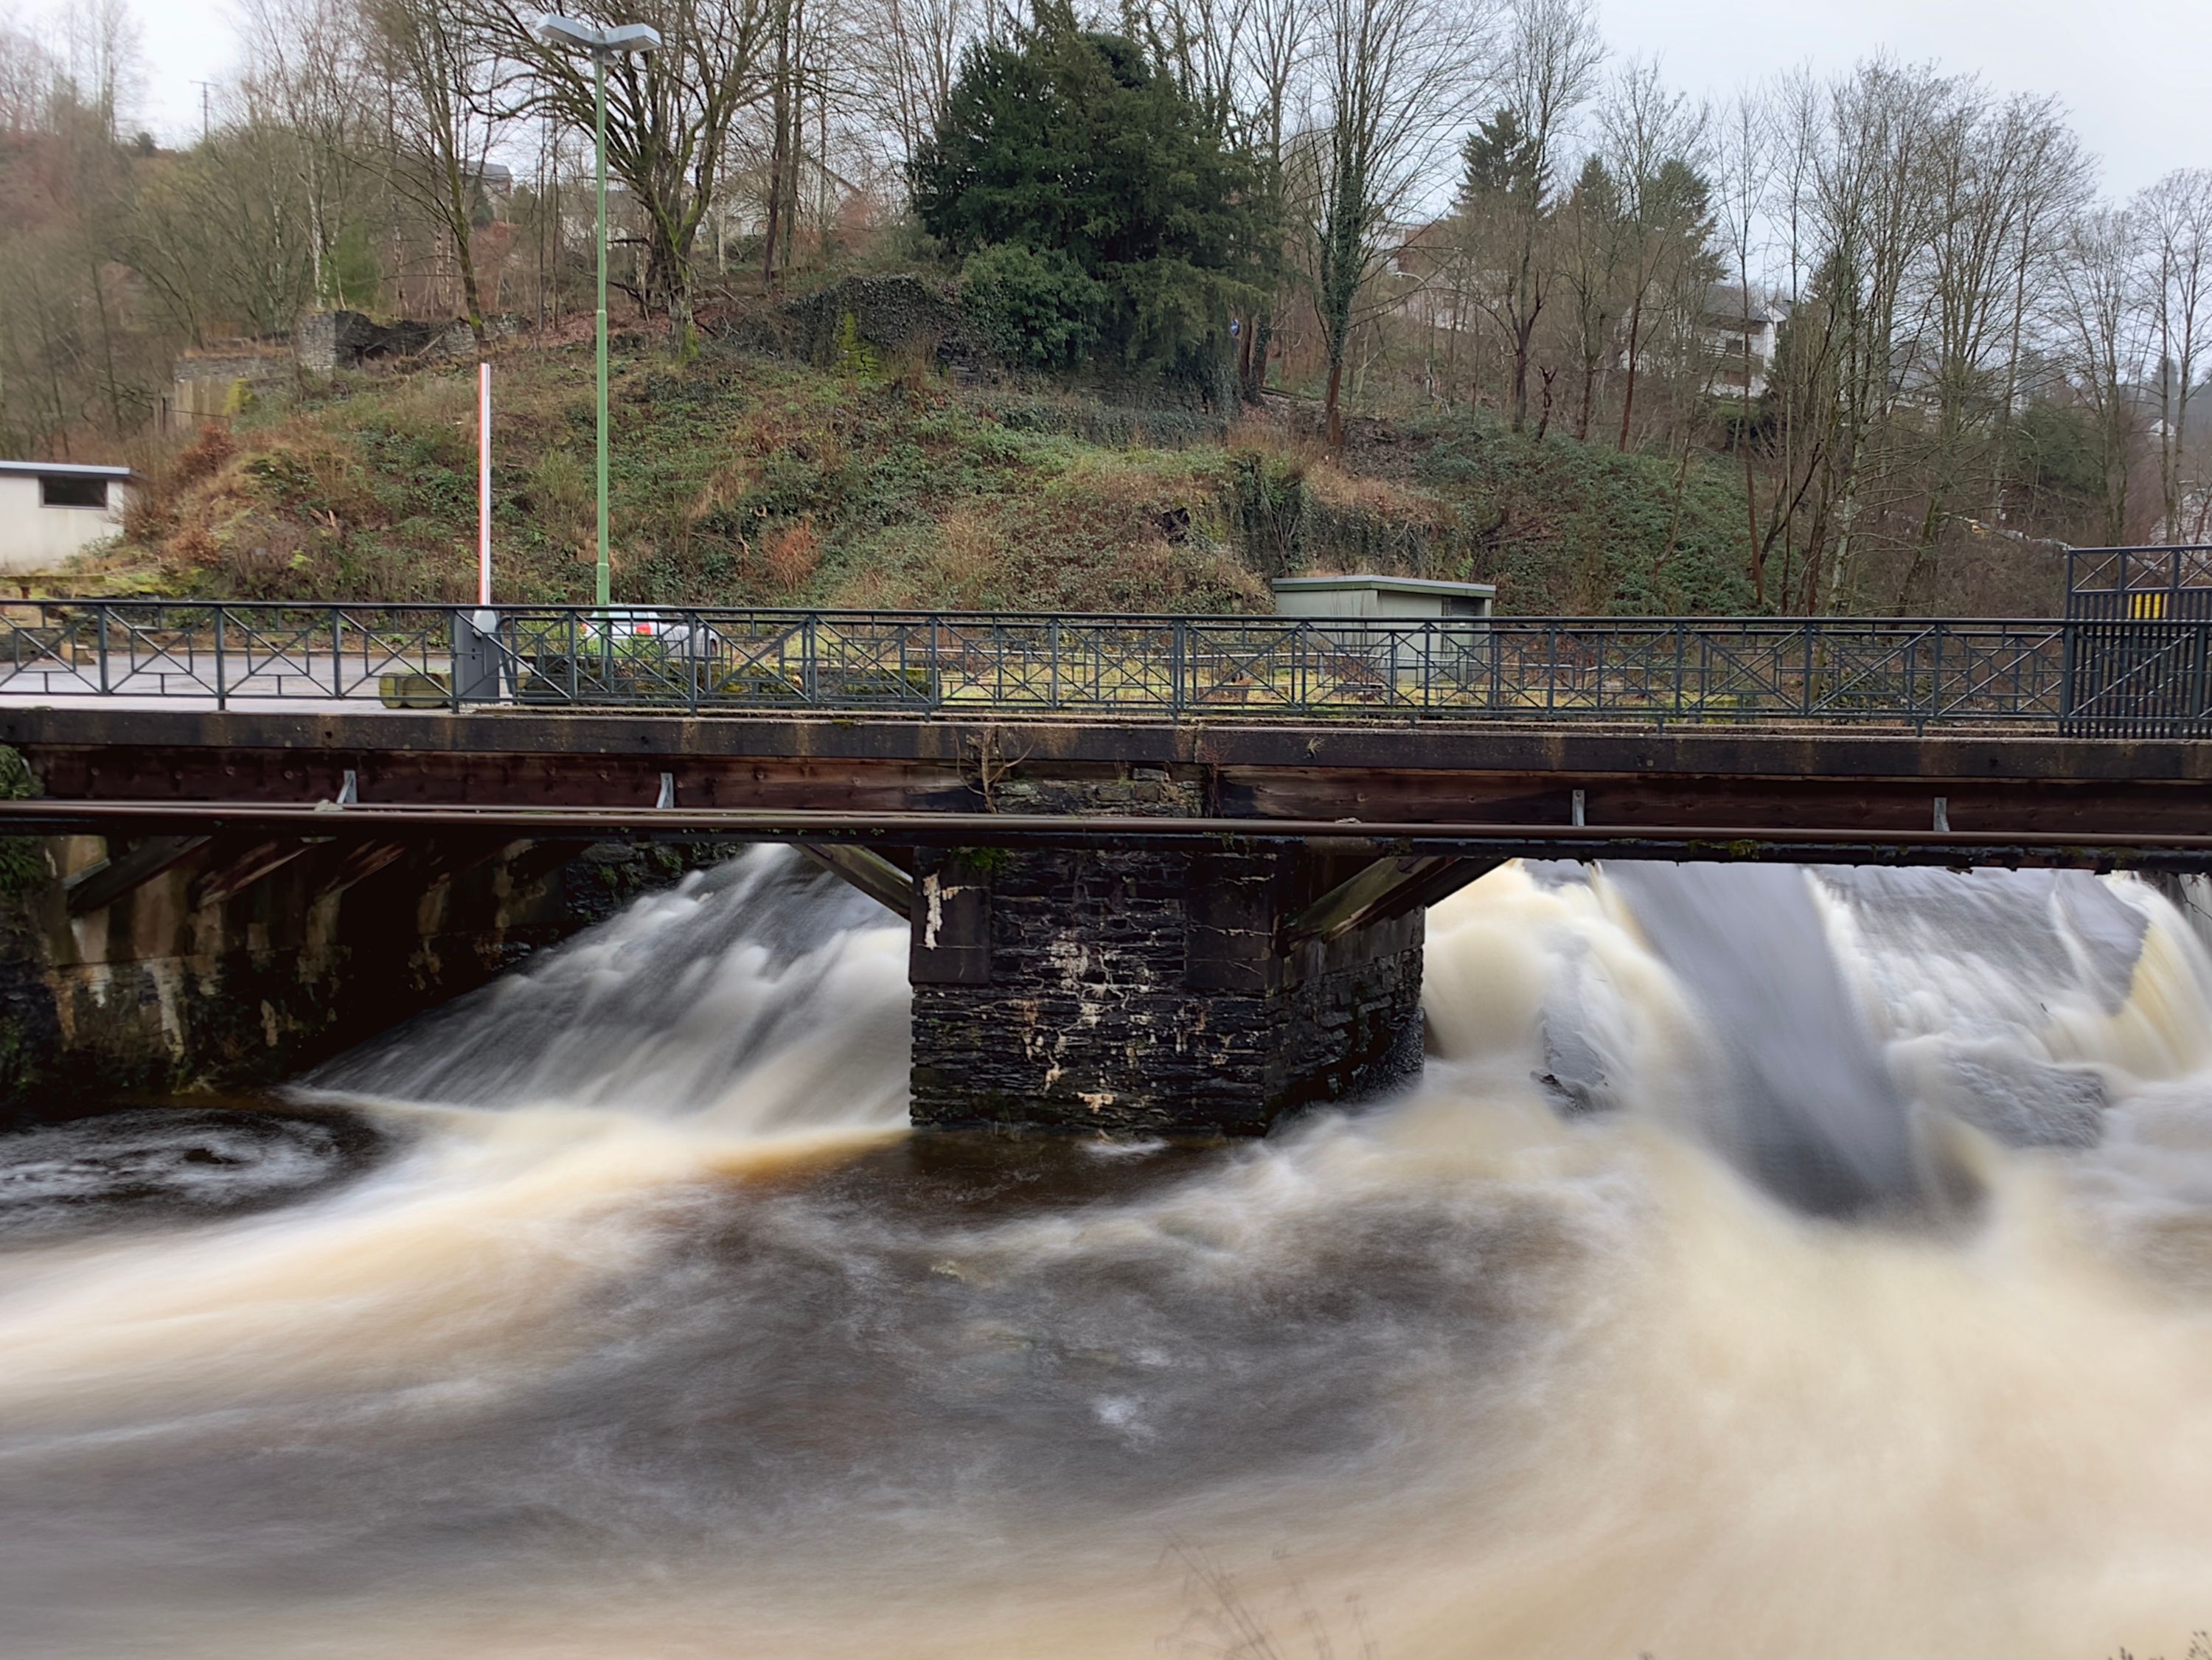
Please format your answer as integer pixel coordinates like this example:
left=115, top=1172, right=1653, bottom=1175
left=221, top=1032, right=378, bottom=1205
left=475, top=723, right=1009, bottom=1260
left=2, top=849, right=2210, bottom=1658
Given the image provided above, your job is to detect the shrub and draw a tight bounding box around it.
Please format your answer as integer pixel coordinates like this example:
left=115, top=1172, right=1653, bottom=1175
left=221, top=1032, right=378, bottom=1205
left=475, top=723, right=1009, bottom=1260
left=959, top=244, right=1105, bottom=372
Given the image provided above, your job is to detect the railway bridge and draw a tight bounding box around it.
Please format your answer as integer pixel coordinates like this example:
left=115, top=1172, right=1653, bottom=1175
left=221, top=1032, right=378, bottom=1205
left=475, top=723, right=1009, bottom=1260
left=2, top=591, right=2211, bottom=1132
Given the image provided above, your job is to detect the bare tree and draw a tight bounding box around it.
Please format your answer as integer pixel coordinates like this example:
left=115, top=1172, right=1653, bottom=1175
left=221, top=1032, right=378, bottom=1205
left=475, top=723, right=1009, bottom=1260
left=1801, top=60, right=1947, bottom=610
left=1713, top=86, right=1775, bottom=600
left=1599, top=58, right=1707, bottom=451
left=1893, top=91, right=2070, bottom=609
left=1298, top=0, right=1494, bottom=445
left=1987, top=103, right=2090, bottom=531
left=851, top=0, right=979, bottom=170
left=2051, top=203, right=2150, bottom=544
left=366, top=0, right=509, bottom=345
left=478, top=0, right=773, bottom=341
left=2138, top=169, right=2212, bottom=540
left=1232, top=0, right=1311, bottom=397
left=237, top=0, right=376, bottom=305
left=1489, top=0, right=1599, bottom=431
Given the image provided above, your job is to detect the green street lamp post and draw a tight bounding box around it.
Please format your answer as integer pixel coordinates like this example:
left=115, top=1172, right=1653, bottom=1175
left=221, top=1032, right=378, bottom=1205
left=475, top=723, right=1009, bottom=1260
left=534, top=14, right=662, bottom=609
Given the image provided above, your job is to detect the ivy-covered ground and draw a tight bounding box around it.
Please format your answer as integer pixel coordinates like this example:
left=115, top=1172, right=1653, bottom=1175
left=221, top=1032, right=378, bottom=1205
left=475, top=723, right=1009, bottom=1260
left=77, top=336, right=1775, bottom=617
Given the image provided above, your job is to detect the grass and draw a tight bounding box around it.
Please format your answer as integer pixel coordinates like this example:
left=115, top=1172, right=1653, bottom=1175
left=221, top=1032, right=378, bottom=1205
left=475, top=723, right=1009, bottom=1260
left=67, top=333, right=1781, bottom=619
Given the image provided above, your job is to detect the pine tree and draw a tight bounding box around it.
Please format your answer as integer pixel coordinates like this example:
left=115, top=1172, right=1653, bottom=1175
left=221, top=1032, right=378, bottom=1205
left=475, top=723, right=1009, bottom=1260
left=908, top=2, right=1263, bottom=393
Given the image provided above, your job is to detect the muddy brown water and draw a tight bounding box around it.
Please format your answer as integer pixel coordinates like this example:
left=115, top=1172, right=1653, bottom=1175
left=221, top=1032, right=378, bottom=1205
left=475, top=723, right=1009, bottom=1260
left=2, top=851, right=2211, bottom=1658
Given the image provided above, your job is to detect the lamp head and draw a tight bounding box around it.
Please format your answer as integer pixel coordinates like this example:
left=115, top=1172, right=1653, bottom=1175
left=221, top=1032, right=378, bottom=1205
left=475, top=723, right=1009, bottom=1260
left=534, top=15, right=662, bottom=57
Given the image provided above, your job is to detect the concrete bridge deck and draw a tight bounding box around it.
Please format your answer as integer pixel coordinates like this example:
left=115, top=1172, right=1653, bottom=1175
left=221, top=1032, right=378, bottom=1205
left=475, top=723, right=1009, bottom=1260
left=0, top=704, right=2208, bottom=868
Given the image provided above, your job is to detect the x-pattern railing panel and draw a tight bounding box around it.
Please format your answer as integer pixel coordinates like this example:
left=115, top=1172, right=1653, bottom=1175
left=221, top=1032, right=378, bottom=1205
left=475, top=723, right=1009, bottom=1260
left=1930, top=630, right=2067, bottom=720
left=0, top=600, right=2203, bottom=731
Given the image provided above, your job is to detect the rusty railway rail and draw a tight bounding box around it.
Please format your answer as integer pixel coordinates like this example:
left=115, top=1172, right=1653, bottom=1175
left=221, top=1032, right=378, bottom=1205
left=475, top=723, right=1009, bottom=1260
left=1, top=798, right=2208, bottom=872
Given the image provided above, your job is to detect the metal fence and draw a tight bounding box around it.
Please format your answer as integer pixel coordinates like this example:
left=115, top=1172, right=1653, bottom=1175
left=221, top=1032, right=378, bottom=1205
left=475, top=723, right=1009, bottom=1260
left=2063, top=545, right=2212, bottom=736
left=0, top=599, right=2187, bottom=730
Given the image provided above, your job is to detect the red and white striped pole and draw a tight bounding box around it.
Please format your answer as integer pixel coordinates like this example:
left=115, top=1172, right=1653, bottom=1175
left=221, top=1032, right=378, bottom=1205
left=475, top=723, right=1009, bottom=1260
left=476, top=361, right=493, bottom=607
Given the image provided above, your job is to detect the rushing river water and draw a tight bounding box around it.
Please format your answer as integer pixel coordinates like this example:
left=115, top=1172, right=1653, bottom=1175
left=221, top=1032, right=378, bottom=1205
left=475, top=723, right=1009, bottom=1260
left=4, top=850, right=2212, bottom=1658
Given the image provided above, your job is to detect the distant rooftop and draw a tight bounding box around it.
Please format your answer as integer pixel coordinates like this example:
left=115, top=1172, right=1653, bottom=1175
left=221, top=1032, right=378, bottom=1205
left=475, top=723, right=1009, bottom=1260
left=0, top=460, right=134, bottom=480
left=1271, top=574, right=1497, bottom=597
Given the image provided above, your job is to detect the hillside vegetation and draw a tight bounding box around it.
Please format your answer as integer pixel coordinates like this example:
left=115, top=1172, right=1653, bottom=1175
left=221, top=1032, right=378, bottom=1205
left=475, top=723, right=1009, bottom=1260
left=68, top=334, right=1834, bottom=618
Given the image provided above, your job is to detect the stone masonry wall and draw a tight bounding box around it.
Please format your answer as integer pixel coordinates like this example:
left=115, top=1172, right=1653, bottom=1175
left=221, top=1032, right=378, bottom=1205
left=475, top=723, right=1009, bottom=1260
left=908, top=838, right=1427, bottom=1137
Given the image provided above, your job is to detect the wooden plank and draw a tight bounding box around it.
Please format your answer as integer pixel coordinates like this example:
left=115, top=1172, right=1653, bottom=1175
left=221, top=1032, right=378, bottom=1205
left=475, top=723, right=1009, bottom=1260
left=63, top=836, right=209, bottom=917
left=1282, top=855, right=1502, bottom=946
left=312, top=838, right=414, bottom=900
left=192, top=837, right=327, bottom=908
left=798, top=842, right=914, bottom=919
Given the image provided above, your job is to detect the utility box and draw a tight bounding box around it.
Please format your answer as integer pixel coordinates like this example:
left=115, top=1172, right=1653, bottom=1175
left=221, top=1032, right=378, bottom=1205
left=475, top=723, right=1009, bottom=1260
left=1271, top=574, right=1496, bottom=692
left=1270, top=574, right=1497, bottom=622
left=451, top=609, right=504, bottom=703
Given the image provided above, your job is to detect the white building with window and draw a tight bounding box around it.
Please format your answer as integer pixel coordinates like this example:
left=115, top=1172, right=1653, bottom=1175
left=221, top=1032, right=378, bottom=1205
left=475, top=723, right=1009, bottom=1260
left=0, top=462, right=135, bottom=573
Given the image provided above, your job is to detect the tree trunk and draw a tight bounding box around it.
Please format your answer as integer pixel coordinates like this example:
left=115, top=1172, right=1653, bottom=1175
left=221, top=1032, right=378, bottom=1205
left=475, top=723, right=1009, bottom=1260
left=762, top=0, right=791, bottom=291
left=1615, top=289, right=1644, bottom=451
left=1508, top=317, right=1532, bottom=432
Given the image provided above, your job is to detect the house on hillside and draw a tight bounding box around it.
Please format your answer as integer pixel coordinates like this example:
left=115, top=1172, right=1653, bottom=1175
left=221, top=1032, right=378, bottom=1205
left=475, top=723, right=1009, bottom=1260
left=1385, top=222, right=1471, bottom=336
left=1703, top=283, right=1784, bottom=399
left=0, top=461, right=134, bottom=574
left=470, top=160, right=514, bottom=212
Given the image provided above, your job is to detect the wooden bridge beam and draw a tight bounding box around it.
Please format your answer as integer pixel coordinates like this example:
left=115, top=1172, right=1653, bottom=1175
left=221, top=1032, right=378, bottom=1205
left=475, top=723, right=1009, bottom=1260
left=797, top=842, right=914, bottom=918
left=1281, top=855, right=1502, bottom=947
left=64, top=835, right=209, bottom=917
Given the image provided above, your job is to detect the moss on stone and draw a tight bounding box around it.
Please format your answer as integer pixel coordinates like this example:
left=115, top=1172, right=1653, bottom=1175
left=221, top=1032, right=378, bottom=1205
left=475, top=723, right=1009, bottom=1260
left=0, top=747, right=44, bottom=901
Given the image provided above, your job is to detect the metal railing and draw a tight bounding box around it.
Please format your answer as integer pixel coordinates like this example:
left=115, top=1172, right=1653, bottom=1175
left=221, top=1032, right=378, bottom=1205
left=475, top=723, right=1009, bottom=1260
left=0, top=600, right=2197, bottom=731
left=2066, top=544, right=2212, bottom=612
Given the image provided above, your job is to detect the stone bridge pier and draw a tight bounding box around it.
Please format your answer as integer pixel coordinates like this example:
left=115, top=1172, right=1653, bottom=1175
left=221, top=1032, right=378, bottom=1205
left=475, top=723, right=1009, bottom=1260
left=824, top=774, right=1493, bottom=1137
left=907, top=844, right=1430, bottom=1135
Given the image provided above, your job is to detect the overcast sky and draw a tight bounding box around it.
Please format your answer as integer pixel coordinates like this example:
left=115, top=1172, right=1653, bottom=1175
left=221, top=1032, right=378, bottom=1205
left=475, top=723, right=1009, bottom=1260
left=91, top=0, right=2212, bottom=198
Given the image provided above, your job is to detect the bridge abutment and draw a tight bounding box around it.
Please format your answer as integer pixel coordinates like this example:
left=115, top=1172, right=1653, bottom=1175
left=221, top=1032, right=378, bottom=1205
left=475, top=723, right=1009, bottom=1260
left=907, top=841, right=1426, bottom=1136
left=0, top=825, right=742, bottom=1114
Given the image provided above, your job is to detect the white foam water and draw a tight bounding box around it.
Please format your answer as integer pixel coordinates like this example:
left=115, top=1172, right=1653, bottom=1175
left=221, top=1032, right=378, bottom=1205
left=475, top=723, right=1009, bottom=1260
left=0, top=850, right=2209, bottom=1659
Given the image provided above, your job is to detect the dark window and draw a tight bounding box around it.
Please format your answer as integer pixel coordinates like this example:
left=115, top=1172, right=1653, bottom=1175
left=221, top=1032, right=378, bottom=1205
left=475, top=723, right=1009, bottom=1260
left=40, top=475, right=108, bottom=510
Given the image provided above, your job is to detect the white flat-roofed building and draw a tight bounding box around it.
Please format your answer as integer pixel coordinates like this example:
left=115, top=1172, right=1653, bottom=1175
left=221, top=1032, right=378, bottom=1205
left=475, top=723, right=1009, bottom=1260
left=1271, top=574, right=1498, bottom=690
left=0, top=461, right=135, bottom=573
left=1270, top=573, right=1496, bottom=621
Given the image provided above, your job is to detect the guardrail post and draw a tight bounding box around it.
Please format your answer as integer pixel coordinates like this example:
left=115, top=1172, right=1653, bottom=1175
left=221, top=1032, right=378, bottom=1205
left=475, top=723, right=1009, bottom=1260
left=1925, top=622, right=1942, bottom=735
left=686, top=609, right=700, bottom=715
left=1171, top=617, right=1186, bottom=716
left=2197, top=620, right=2212, bottom=737
left=803, top=613, right=819, bottom=704
left=95, top=605, right=109, bottom=696
left=331, top=606, right=344, bottom=698
left=213, top=605, right=227, bottom=710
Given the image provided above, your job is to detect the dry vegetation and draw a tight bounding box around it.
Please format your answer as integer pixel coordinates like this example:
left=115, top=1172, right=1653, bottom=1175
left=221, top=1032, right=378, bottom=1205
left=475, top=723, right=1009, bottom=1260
left=63, top=329, right=2072, bottom=617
